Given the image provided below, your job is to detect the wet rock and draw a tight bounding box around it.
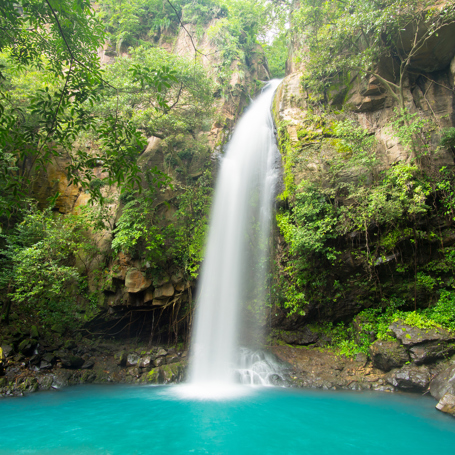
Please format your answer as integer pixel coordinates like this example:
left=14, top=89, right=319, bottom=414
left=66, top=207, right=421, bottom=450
left=430, top=363, right=455, bottom=401
left=126, top=352, right=140, bottom=367
left=61, top=356, right=84, bottom=369
left=127, top=366, right=140, bottom=377
left=81, top=360, right=95, bottom=370
left=42, top=353, right=55, bottom=364
left=156, top=348, right=168, bottom=357
left=115, top=350, right=128, bottom=367
left=409, top=341, right=455, bottom=365
left=29, top=354, right=41, bottom=366
left=369, top=340, right=410, bottom=372
left=155, top=357, right=166, bottom=367
left=386, top=365, right=430, bottom=391
left=436, top=393, right=455, bottom=417
left=39, top=360, right=53, bottom=370
left=161, top=363, right=184, bottom=384
left=30, top=325, right=39, bottom=339
left=125, top=268, right=152, bottom=293
left=355, top=352, right=368, bottom=367
left=1, top=345, right=14, bottom=358
left=138, top=355, right=153, bottom=370
left=389, top=321, right=455, bottom=346
left=279, top=327, right=319, bottom=346
left=18, top=339, right=38, bottom=355
left=37, top=375, right=53, bottom=391
left=153, top=283, right=174, bottom=300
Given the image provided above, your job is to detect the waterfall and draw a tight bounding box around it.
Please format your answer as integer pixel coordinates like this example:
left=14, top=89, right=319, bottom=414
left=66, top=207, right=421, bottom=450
left=188, top=79, right=283, bottom=391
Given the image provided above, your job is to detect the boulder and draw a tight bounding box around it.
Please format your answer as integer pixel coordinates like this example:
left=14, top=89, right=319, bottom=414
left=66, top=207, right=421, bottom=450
left=156, top=348, right=168, bottom=357
left=388, top=321, right=454, bottom=346
left=369, top=340, right=410, bottom=372
left=39, top=360, right=53, bottom=370
left=18, top=339, right=38, bottom=356
left=115, top=350, right=128, bottom=367
left=126, top=352, right=140, bottom=367
left=61, top=356, right=84, bottom=369
left=279, top=327, right=319, bottom=345
left=138, top=355, right=154, bottom=370
left=1, top=345, right=13, bottom=358
left=430, top=364, right=455, bottom=401
left=153, top=283, right=174, bottom=300
left=171, top=272, right=183, bottom=284
left=125, top=268, right=152, bottom=293
left=436, top=393, right=455, bottom=417
left=81, top=360, right=95, bottom=370
left=144, top=288, right=154, bottom=304
left=409, top=341, right=455, bottom=365
left=386, top=365, right=430, bottom=391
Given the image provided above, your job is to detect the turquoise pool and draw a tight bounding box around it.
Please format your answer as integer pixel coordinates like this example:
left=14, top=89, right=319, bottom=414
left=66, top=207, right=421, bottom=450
left=0, top=385, right=454, bottom=454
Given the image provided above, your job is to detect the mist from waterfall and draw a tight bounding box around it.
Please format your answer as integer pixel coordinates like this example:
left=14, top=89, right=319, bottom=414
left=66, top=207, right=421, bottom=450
left=188, top=79, right=282, bottom=392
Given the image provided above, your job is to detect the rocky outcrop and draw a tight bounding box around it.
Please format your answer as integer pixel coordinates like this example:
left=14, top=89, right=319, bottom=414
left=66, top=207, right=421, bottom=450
left=386, top=365, right=430, bottom=391
left=369, top=340, right=410, bottom=372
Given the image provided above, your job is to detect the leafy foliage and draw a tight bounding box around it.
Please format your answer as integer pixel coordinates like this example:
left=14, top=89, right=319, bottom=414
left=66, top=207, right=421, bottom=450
left=0, top=205, right=101, bottom=328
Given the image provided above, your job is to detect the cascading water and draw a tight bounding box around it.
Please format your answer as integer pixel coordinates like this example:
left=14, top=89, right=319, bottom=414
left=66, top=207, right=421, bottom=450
left=187, top=79, right=284, bottom=393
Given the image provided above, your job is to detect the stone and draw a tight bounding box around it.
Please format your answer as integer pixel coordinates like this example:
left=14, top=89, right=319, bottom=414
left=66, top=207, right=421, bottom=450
left=144, top=288, right=155, bottom=304
left=61, top=356, right=84, bottom=369
left=409, top=341, right=455, bottom=365
left=161, top=363, right=184, bottom=384
left=156, top=348, right=168, bottom=357
left=138, top=355, right=154, bottom=370
left=18, top=339, right=38, bottom=356
left=369, top=340, right=410, bottom=372
left=81, top=360, right=95, bottom=370
left=115, top=350, right=128, bottom=367
left=37, top=375, right=53, bottom=391
left=155, top=357, right=166, bottom=367
left=39, top=360, right=53, bottom=370
left=30, top=325, right=39, bottom=339
left=355, top=352, right=368, bottom=367
left=1, top=345, right=13, bottom=358
left=125, top=268, right=151, bottom=293
left=436, top=393, right=455, bottom=417
left=279, top=327, right=319, bottom=346
left=171, top=272, right=183, bottom=284
left=153, top=283, right=174, bottom=300
left=389, top=321, right=455, bottom=346
left=430, top=364, right=455, bottom=401
left=126, top=353, right=140, bottom=367
left=386, top=365, right=430, bottom=391
left=42, top=353, right=55, bottom=364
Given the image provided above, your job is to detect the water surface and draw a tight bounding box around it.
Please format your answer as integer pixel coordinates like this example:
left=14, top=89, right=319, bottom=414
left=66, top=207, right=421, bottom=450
left=1, top=385, right=454, bottom=454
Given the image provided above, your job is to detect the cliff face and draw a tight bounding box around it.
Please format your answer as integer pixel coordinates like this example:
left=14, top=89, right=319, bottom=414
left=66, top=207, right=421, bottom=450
left=271, top=6, right=455, bottom=327
left=26, top=13, right=270, bottom=343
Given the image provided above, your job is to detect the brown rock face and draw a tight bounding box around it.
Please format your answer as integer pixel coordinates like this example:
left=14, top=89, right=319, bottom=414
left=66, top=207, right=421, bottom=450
left=125, top=269, right=151, bottom=293
left=153, top=283, right=174, bottom=299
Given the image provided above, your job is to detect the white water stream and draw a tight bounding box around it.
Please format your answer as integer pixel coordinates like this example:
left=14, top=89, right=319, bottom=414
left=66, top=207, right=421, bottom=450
left=187, top=80, right=283, bottom=393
